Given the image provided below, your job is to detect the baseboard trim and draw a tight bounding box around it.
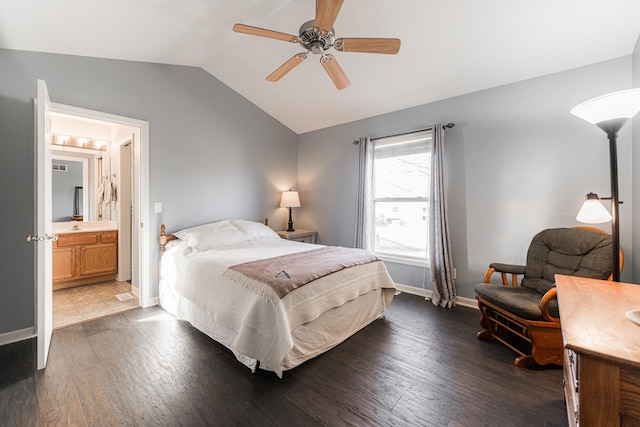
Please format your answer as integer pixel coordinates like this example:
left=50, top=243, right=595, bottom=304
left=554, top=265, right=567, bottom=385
left=394, top=283, right=478, bottom=310
left=141, top=296, right=159, bottom=308
left=0, top=327, right=35, bottom=347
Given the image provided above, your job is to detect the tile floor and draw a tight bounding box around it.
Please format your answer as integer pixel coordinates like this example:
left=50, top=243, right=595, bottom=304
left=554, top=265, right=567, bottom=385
left=53, top=280, right=139, bottom=329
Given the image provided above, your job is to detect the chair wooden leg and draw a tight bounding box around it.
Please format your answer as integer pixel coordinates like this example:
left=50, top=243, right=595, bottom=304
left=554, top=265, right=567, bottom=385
left=477, top=330, right=493, bottom=340
left=528, top=325, right=564, bottom=366
left=478, top=305, right=490, bottom=330
left=514, top=354, right=536, bottom=367
left=476, top=297, right=563, bottom=367
left=477, top=303, right=497, bottom=340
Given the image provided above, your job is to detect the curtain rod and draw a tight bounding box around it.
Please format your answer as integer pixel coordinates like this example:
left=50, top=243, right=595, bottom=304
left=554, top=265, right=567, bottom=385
left=353, top=123, right=454, bottom=145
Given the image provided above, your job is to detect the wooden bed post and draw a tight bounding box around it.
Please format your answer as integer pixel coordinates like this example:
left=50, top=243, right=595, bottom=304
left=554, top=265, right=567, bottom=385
left=160, top=224, right=178, bottom=254
left=160, top=224, right=168, bottom=254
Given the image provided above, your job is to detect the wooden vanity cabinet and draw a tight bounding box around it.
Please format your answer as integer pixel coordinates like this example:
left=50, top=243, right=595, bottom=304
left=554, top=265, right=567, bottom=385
left=53, top=231, right=118, bottom=290
left=52, top=246, right=77, bottom=282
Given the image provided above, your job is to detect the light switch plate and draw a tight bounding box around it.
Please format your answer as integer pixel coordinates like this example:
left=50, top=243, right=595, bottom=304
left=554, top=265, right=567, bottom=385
left=154, top=202, right=162, bottom=213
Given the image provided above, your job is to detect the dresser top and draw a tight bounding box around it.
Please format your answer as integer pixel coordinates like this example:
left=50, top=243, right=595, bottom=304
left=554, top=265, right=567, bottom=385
left=557, top=274, right=640, bottom=368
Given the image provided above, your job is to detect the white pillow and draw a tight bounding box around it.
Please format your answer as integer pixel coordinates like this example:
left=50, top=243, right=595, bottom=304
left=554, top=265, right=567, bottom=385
left=230, top=219, right=280, bottom=240
left=174, top=220, right=246, bottom=251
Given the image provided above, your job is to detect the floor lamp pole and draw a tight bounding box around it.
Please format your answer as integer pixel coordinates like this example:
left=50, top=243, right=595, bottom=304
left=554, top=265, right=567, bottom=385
left=607, top=129, right=620, bottom=282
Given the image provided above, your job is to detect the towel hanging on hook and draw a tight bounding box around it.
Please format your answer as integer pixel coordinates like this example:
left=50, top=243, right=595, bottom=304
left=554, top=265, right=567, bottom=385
left=98, top=175, right=118, bottom=204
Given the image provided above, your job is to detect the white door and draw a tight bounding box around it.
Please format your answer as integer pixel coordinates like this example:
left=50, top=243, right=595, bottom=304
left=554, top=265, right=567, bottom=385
left=35, top=79, right=53, bottom=370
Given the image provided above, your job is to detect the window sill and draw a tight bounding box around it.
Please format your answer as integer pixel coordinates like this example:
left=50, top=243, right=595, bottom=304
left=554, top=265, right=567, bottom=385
left=376, top=254, right=429, bottom=268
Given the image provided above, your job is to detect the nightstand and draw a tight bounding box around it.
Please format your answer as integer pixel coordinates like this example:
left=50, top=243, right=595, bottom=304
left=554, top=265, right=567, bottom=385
left=276, top=229, right=317, bottom=244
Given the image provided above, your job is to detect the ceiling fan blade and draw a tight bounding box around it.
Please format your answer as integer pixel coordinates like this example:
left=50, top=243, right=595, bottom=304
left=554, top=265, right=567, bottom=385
left=320, top=54, right=350, bottom=90
left=335, top=38, right=401, bottom=54
left=266, top=53, right=308, bottom=82
left=233, top=24, right=299, bottom=43
left=314, top=0, right=344, bottom=33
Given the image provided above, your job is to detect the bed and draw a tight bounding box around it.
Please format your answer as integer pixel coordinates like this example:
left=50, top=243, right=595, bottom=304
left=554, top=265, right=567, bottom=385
left=158, top=219, right=396, bottom=377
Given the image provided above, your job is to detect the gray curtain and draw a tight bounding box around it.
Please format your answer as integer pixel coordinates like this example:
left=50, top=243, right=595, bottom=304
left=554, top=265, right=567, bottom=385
left=354, top=137, right=373, bottom=250
left=428, top=124, right=456, bottom=307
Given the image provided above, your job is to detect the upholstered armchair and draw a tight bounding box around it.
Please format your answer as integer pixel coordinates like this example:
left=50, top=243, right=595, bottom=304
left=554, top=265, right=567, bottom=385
left=474, top=227, right=621, bottom=367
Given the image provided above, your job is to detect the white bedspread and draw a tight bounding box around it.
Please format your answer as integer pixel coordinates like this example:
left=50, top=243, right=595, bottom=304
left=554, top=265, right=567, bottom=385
left=159, top=236, right=395, bottom=377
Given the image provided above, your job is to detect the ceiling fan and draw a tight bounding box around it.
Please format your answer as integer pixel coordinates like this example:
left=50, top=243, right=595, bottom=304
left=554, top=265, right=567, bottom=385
left=233, top=0, right=401, bottom=90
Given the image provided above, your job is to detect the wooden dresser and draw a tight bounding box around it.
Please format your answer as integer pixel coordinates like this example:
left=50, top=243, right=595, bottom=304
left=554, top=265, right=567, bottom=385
left=53, top=230, right=118, bottom=290
left=556, top=275, right=640, bottom=427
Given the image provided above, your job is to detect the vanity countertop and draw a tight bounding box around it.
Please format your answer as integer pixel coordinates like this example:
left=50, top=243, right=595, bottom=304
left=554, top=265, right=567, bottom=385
left=53, top=221, right=118, bottom=235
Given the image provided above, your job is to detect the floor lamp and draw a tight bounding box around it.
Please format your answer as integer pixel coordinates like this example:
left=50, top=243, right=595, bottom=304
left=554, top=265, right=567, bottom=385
left=571, top=88, right=640, bottom=282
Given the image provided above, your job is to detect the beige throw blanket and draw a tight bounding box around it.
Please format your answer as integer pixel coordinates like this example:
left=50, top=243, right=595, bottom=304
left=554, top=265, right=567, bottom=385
left=224, top=246, right=379, bottom=298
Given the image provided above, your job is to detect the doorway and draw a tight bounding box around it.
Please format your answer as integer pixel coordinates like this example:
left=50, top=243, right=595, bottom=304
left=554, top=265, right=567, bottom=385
left=46, top=102, right=150, bottom=304
left=37, top=81, right=151, bottom=369
left=49, top=150, right=136, bottom=328
left=50, top=128, right=137, bottom=328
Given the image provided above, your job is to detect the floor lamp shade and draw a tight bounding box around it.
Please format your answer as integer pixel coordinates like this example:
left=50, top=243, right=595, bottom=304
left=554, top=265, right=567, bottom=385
left=576, top=193, right=612, bottom=224
left=570, top=88, right=640, bottom=126
left=280, top=191, right=301, bottom=232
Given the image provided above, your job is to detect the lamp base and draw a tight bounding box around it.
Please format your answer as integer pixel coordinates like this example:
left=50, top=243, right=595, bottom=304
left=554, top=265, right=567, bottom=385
left=287, top=207, right=295, bottom=232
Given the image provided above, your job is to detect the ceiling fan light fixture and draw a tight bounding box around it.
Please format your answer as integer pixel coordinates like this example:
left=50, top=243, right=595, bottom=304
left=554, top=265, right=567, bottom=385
left=232, top=0, right=400, bottom=89
left=299, top=20, right=334, bottom=54
left=309, top=41, right=324, bottom=55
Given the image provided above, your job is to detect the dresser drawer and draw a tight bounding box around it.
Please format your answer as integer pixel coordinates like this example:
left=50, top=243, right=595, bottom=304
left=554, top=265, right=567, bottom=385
left=56, top=233, right=98, bottom=247
left=100, top=231, right=118, bottom=243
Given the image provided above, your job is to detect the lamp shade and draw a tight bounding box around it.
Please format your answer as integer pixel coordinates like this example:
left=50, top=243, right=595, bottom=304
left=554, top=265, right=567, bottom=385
left=280, top=191, right=301, bottom=208
left=576, top=194, right=612, bottom=224
left=570, top=88, right=640, bottom=125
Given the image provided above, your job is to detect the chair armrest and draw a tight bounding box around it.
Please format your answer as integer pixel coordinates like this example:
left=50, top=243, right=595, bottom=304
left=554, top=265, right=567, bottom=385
left=540, top=287, right=559, bottom=323
left=489, top=263, right=526, bottom=274
left=484, top=263, right=526, bottom=287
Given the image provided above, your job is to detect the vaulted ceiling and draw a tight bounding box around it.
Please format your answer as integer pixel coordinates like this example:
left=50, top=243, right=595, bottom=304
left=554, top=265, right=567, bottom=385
left=2, top=0, right=639, bottom=134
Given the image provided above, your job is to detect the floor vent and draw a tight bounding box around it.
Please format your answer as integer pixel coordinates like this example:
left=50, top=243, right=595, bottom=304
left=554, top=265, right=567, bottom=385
left=116, top=293, right=134, bottom=302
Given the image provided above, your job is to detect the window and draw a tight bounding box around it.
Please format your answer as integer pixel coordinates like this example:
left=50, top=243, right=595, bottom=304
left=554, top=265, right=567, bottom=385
left=371, top=129, right=432, bottom=265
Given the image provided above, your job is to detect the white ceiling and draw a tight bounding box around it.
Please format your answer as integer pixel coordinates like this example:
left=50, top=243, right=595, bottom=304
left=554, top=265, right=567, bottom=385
left=2, top=1, right=640, bottom=134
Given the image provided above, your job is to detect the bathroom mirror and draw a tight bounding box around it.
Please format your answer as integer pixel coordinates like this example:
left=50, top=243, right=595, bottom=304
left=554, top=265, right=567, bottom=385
left=52, top=153, right=96, bottom=222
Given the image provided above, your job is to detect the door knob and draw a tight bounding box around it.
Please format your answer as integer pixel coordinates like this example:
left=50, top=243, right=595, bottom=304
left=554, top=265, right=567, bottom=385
left=26, top=234, right=58, bottom=243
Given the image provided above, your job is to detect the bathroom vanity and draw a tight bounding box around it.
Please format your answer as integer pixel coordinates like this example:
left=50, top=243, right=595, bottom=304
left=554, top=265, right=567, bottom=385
left=52, top=222, right=118, bottom=290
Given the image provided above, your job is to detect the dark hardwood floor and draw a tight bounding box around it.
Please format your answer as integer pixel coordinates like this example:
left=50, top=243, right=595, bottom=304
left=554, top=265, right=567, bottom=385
left=0, top=292, right=568, bottom=426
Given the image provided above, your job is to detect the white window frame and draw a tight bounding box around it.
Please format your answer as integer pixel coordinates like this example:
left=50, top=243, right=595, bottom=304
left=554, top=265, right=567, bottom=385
left=370, top=129, right=432, bottom=267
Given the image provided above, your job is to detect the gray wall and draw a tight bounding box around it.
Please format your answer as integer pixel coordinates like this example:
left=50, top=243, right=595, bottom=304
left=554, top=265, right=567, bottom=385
left=297, top=56, right=635, bottom=299
left=0, top=48, right=298, bottom=336
left=1, top=43, right=638, bottom=338
left=52, top=160, right=82, bottom=222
